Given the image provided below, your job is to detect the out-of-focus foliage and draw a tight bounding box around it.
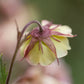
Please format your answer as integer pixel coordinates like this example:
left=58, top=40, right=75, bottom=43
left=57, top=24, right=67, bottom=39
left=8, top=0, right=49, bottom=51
left=0, top=54, right=8, bottom=84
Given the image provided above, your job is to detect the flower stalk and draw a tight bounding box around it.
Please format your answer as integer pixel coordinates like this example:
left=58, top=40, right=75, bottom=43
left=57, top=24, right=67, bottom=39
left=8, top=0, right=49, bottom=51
left=6, top=40, right=19, bottom=84
left=5, top=20, right=43, bottom=84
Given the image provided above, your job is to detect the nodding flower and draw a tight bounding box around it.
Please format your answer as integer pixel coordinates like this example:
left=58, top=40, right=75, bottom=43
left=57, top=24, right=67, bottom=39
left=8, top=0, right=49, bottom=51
left=20, top=20, right=76, bottom=66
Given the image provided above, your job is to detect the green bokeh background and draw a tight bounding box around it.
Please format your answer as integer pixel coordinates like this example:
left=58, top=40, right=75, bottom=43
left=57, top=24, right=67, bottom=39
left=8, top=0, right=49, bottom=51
left=26, top=0, right=83, bottom=84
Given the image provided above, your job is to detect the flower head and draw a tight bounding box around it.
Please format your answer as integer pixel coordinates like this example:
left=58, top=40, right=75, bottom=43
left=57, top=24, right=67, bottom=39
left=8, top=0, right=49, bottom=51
left=20, top=20, right=76, bottom=66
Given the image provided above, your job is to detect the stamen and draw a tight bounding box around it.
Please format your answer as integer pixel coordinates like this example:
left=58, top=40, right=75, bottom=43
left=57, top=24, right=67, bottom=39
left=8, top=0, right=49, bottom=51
left=26, top=35, right=31, bottom=40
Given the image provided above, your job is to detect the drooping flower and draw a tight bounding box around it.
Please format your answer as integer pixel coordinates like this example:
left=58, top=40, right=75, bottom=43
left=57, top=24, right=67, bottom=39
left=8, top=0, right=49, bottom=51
left=20, top=20, right=76, bottom=66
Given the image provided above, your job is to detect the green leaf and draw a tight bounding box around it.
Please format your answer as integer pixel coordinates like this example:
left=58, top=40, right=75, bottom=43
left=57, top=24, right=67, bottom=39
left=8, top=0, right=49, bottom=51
left=0, top=54, right=8, bottom=84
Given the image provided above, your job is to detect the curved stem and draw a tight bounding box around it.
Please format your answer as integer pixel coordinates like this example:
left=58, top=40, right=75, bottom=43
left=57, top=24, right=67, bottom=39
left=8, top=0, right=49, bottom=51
left=20, top=20, right=43, bottom=40
left=5, top=20, right=43, bottom=84
left=6, top=41, right=19, bottom=84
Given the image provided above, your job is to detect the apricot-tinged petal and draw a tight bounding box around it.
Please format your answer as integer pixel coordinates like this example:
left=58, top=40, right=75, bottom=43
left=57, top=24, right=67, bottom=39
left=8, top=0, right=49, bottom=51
left=41, top=20, right=52, bottom=26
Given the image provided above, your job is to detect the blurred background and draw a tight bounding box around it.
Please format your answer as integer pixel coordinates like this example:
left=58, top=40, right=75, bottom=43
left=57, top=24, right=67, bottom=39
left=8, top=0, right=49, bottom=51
left=0, top=0, right=83, bottom=84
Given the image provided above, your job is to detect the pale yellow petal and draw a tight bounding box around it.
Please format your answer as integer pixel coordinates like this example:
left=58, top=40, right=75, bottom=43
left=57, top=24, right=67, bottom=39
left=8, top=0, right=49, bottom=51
left=20, top=38, right=31, bottom=56
left=40, top=43, right=56, bottom=66
left=59, top=37, right=71, bottom=50
left=53, top=36, right=71, bottom=50
left=49, top=24, right=58, bottom=29
left=28, top=42, right=40, bottom=65
left=27, top=42, right=56, bottom=66
left=51, top=37, right=69, bottom=58
left=56, top=25, right=72, bottom=34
